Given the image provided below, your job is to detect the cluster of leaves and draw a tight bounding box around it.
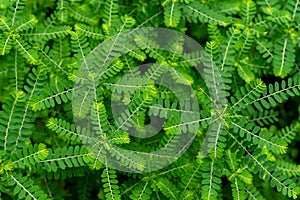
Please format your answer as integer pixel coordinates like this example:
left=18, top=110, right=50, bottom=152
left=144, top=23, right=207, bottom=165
left=0, top=0, right=299, bottom=200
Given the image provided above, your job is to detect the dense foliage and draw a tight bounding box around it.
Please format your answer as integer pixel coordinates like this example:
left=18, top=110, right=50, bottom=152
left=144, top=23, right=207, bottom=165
left=0, top=0, right=300, bottom=199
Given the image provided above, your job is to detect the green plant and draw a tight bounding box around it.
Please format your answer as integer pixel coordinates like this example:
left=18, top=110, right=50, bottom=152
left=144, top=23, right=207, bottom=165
left=0, top=0, right=300, bottom=200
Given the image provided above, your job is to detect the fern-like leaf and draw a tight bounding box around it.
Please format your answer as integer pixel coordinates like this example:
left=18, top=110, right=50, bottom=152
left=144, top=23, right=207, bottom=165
left=7, top=173, right=50, bottom=200
left=183, top=2, right=230, bottom=26
left=39, top=146, right=93, bottom=172
left=273, top=38, right=295, bottom=78
left=30, top=80, right=74, bottom=111
left=101, top=165, right=121, bottom=200
left=164, top=1, right=182, bottom=28
left=11, top=143, right=49, bottom=169
left=249, top=78, right=300, bottom=111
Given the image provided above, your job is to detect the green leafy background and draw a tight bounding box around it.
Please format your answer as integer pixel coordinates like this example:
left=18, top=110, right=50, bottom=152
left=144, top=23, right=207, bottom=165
left=0, top=0, right=299, bottom=199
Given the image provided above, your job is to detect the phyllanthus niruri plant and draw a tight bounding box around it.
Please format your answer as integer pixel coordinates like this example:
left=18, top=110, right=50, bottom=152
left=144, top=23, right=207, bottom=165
left=72, top=27, right=226, bottom=173
left=0, top=0, right=299, bottom=200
